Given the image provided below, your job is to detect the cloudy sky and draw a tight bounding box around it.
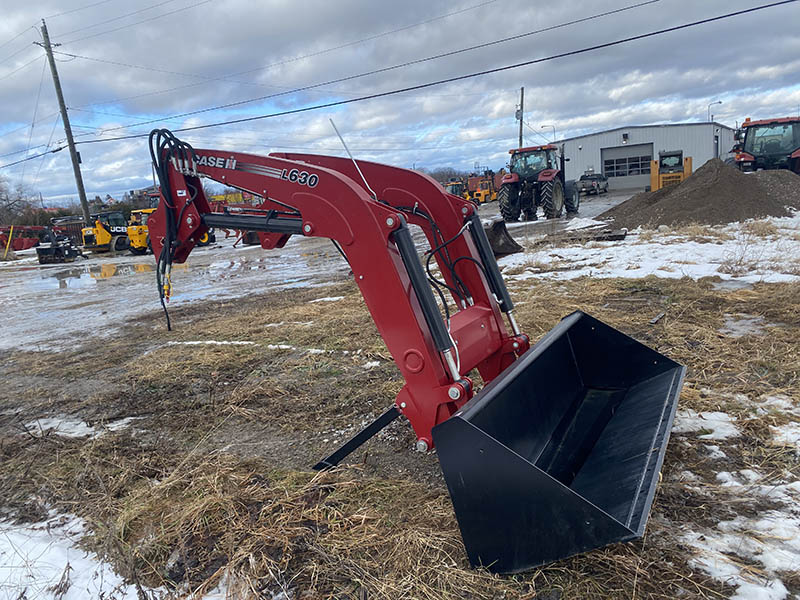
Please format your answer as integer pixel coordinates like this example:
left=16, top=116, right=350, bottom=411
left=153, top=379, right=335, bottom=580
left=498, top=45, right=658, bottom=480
left=1, top=0, right=799, bottom=204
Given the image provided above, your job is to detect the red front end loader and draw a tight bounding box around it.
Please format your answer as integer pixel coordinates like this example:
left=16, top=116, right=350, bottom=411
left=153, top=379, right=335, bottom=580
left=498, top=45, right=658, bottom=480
left=146, top=129, right=684, bottom=573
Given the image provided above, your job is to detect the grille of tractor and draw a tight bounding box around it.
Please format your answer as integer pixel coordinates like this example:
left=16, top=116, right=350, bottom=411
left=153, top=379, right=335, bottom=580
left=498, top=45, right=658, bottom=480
left=662, top=175, right=682, bottom=187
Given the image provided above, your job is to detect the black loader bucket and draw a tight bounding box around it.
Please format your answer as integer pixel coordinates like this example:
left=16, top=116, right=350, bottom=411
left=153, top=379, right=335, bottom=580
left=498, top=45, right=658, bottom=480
left=482, top=217, right=523, bottom=257
left=433, top=311, right=684, bottom=573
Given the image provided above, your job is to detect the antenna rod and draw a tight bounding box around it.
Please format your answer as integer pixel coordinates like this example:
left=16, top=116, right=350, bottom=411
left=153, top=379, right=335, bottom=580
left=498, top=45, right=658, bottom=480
left=329, top=119, right=378, bottom=200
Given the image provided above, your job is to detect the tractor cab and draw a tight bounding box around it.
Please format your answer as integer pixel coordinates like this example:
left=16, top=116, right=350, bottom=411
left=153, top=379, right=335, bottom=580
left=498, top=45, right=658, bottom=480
left=82, top=211, right=129, bottom=252
left=658, top=151, right=685, bottom=173
left=509, top=145, right=559, bottom=178
left=444, top=179, right=466, bottom=198
left=738, top=117, right=800, bottom=172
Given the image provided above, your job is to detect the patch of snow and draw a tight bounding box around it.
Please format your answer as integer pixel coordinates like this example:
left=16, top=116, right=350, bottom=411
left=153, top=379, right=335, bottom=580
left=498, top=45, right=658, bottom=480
left=716, top=471, right=743, bottom=487
left=771, top=423, right=800, bottom=450
left=25, top=417, right=96, bottom=438
left=0, top=513, right=164, bottom=599
left=267, top=344, right=295, bottom=351
left=673, top=410, right=740, bottom=440
left=498, top=212, right=800, bottom=283
left=24, top=416, right=143, bottom=439
left=363, top=361, right=381, bottom=369
left=309, top=296, right=344, bottom=303
left=306, top=348, right=326, bottom=354
left=719, top=313, right=768, bottom=338
left=757, top=395, right=800, bottom=417
left=704, top=445, right=727, bottom=459
left=264, top=321, right=314, bottom=327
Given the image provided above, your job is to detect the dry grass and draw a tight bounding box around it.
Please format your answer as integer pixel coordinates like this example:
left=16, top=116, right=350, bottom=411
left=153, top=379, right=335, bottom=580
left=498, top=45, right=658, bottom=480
left=673, top=224, right=735, bottom=244
left=2, top=276, right=799, bottom=598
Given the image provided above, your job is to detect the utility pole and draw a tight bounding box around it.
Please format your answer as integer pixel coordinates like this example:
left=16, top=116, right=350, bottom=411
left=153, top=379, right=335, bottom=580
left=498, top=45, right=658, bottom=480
left=39, top=19, right=90, bottom=224
left=515, top=87, right=524, bottom=148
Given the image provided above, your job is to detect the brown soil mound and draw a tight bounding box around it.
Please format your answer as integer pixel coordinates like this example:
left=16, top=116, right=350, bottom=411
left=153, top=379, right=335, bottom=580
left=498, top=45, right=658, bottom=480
left=599, top=159, right=798, bottom=229
left=752, top=169, right=800, bottom=210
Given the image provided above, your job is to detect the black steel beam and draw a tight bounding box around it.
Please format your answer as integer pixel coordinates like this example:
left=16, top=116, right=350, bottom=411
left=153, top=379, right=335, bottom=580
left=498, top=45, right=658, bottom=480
left=201, top=212, right=304, bottom=234
left=313, top=405, right=401, bottom=470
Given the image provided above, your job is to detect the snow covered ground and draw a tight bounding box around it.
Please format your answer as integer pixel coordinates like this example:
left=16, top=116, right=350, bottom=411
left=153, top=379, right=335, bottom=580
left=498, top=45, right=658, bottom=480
left=0, top=514, right=162, bottom=599
left=672, top=392, right=800, bottom=599
left=499, top=212, right=800, bottom=284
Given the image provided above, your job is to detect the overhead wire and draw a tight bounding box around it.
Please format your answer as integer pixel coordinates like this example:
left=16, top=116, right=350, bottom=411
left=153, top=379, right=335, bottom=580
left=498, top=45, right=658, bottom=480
left=523, top=121, right=554, bottom=144
left=0, top=27, right=37, bottom=54
left=3, top=0, right=795, bottom=172
left=0, top=54, right=44, bottom=81
left=0, top=111, right=60, bottom=140
left=71, top=0, right=504, bottom=109
left=0, top=43, right=38, bottom=68
left=60, top=0, right=214, bottom=45
left=31, top=114, right=62, bottom=188
left=54, top=0, right=182, bottom=38
left=68, top=0, right=798, bottom=147
left=69, top=0, right=665, bottom=135
left=20, top=58, right=48, bottom=185
left=45, top=0, right=119, bottom=19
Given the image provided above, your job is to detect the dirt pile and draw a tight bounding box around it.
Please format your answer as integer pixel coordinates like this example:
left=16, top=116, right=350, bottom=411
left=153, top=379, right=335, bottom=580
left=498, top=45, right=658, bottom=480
left=599, top=159, right=799, bottom=229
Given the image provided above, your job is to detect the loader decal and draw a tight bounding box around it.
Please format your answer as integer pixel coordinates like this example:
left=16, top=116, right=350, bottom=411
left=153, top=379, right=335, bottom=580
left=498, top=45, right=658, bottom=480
left=196, top=155, right=237, bottom=169
left=235, top=162, right=319, bottom=188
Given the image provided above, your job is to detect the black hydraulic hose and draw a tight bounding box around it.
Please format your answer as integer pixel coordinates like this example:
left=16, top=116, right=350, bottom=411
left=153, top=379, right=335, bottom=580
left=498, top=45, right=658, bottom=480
left=148, top=128, right=200, bottom=330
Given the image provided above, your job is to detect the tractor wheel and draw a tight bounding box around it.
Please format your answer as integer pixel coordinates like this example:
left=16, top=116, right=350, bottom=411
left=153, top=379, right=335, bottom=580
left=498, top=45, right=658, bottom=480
left=197, top=231, right=210, bottom=246
left=498, top=184, right=520, bottom=222
left=541, top=179, right=565, bottom=219
left=565, top=182, right=580, bottom=215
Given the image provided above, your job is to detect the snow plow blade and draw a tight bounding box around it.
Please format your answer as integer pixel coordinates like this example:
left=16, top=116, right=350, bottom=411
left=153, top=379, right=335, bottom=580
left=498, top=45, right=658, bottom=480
left=433, top=311, right=684, bottom=573
left=482, top=217, right=523, bottom=256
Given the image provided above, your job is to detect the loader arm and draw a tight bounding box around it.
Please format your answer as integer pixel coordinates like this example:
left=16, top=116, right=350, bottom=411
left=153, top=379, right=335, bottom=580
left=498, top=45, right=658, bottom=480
left=147, top=129, right=685, bottom=574
left=147, top=131, right=529, bottom=450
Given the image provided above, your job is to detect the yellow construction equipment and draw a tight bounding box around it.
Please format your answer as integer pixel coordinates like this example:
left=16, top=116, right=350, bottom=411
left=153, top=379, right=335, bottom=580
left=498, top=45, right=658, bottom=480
left=81, top=211, right=129, bottom=254
left=649, top=151, right=692, bottom=191
left=128, top=207, right=215, bottom=255
left=468, top=171, right=499, bottom=204
left=444, top=178, right=468, bottom=199
left=128, top=208, right=156, bottom=255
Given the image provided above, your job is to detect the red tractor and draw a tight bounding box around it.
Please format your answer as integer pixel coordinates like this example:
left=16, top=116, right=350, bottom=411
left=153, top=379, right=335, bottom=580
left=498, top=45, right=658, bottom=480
left=497, top=144, right=579, bottom=221
left=735, top=116, right=800, bottom=174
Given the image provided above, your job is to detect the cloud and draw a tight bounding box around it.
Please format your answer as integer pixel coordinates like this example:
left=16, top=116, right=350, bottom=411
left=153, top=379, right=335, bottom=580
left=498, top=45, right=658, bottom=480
left=1, top=0, right=799, bottom=202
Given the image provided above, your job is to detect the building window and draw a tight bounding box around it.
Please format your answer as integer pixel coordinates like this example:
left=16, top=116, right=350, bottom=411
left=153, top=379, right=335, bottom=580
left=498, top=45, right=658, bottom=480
left=603, top=155, right=652, bottom=177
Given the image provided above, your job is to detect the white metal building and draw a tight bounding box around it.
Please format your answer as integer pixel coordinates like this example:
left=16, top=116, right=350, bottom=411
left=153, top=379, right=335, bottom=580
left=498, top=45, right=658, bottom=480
left=559, top=122, right=735, bottom=190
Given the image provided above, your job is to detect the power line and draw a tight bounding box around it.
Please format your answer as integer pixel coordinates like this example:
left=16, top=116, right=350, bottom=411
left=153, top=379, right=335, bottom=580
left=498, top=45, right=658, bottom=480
left=31, top=114, right=62, bottom=187
left=0, top=53, right=44, bottom=82
left=0, top=146, right=65, bottom=169
left=523, top=121, right=553, bottom=144
left=72, top=0, right=795, bottom=146
left=71, top=0, right=664, bottom=135
left=0, top=26, right=36, bottom=53
left=68, top=0, right=503, bottom=109
left=60, top=0, right=213, bottom=45
left=0, top=42, right=37, bottom=68
left=20, top=58, right=49, bottom=184
left=55, top=0, right=181, bottom=38
left=4, top=0, right=796, bottom=170
left=45, top=0, right=119, bottom=19
left=0, top=111, right=60, bottom=140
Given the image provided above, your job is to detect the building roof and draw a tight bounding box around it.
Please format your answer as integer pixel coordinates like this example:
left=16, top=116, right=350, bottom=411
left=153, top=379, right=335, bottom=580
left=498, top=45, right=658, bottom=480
left=558, top=121, right=734, bottom=144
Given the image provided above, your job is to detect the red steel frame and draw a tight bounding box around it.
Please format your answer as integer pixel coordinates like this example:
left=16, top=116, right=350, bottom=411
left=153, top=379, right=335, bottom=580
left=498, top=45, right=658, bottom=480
left=147, top=150, right=529, bottom=448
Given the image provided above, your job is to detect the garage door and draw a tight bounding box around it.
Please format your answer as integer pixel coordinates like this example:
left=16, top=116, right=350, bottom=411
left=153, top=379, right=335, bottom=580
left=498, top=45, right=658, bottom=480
left=601, top=143, right=653, bottom=190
